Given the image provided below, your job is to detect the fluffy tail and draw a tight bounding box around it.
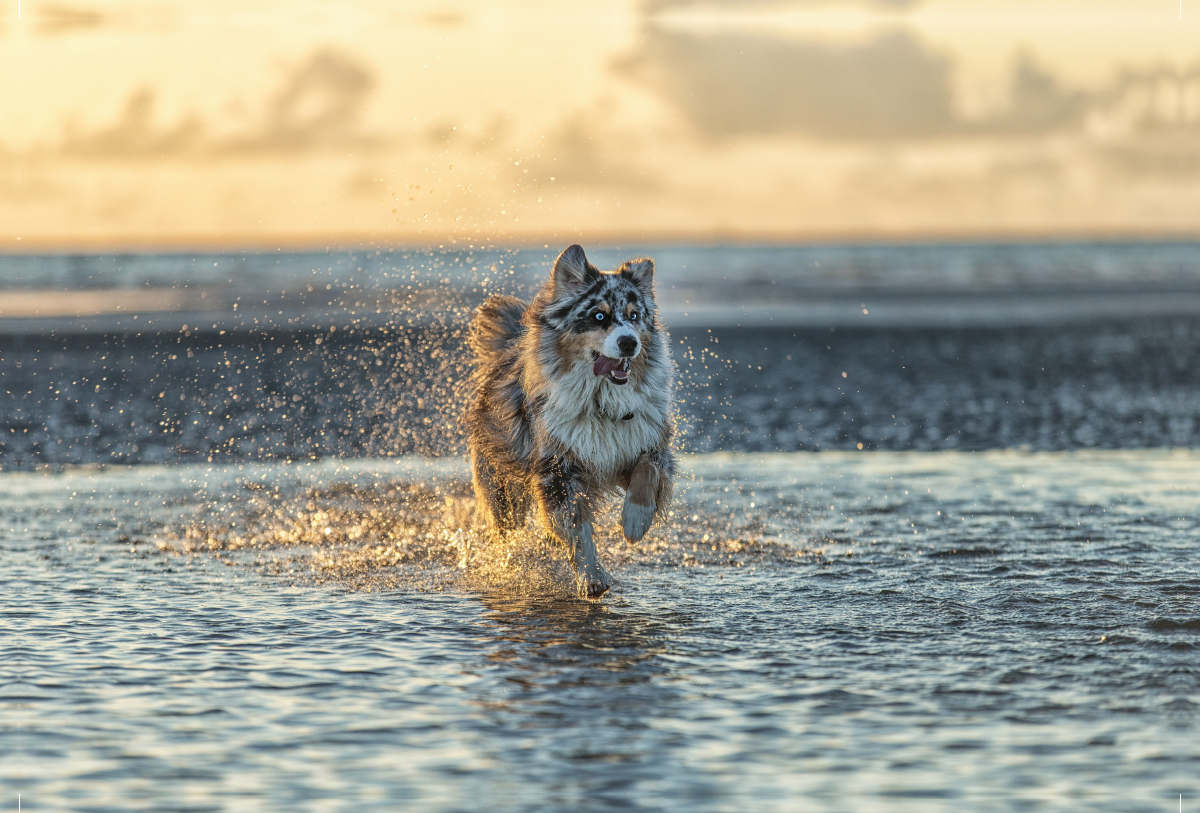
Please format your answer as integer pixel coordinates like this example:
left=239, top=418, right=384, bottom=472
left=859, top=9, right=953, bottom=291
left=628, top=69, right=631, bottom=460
left=468, top=295, right=526, bottom=361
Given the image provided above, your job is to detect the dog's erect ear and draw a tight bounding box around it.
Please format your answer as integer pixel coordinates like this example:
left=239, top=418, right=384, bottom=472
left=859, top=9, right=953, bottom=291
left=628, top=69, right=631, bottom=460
left=619, top=257, right=654, bottom=290
left=552, top=244, right=596, bottom=288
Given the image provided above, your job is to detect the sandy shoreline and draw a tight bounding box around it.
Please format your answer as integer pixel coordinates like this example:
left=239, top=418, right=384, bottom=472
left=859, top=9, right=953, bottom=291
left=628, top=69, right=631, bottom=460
left=1, top=319, right=1197, bottom=469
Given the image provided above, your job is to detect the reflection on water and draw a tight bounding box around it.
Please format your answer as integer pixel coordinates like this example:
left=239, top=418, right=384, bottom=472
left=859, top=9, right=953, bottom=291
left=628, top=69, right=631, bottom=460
left=473, top=595, right=673, bottom=712
left=2, top=451, right=1198, bottom=811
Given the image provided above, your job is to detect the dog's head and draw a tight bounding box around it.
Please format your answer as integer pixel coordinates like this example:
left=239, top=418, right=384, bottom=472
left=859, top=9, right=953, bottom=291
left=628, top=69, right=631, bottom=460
left=543, top=244, right=657, bottom=386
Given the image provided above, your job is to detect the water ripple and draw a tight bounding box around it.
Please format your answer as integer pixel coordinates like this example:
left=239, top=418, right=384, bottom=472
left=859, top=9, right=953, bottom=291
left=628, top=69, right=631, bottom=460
left=1, top=451, right=1197, bottom=810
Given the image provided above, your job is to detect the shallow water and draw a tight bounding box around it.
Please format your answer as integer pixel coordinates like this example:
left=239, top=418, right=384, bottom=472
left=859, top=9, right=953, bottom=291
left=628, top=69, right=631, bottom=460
left=4, top=242, right=1200, bottom=295
left=4, top=450, right=1197, bottom=811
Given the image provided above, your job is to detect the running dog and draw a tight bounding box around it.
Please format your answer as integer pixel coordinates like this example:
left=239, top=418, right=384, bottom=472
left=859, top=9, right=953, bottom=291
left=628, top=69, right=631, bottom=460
left=465, top=244, right=676, bottom=598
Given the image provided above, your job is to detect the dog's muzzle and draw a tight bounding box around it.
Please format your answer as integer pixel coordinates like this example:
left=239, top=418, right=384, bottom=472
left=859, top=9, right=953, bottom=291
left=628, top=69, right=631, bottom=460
left=596, top=327, right=641, bottom=385
left=593, top=354, right=630, bottom=384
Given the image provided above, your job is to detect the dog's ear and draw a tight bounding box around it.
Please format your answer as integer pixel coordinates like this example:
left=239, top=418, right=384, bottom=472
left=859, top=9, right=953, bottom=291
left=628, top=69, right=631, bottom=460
left=619, top=257, right=654, bottom=290
left=552, top=244, right=596, bottom=288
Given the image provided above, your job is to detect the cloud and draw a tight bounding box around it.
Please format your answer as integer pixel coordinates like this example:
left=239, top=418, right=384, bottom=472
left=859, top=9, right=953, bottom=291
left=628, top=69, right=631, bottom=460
left=423, top=11, right=466, bottom=26
left=36, top=4, right=106, bottom=35
left=60, top=90, right=204, bottom=158
left=641, top=0, right=919, bottom=12
left=620, top=24, right=1200, bottom=156
left=620, top=27, right=957, bottom=140
left=979, top=53, right=1089, bottom=134
left=50, top=49, right=378, bottom=161
left=228, top=49, right=376, bottom=153
left=525, top=114, right=661, bottom=188
left=1087, top=67, right=1200, bottom=176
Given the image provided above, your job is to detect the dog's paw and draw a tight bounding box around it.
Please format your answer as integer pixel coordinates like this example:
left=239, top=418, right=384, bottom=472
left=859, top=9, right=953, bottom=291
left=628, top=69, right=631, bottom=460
left=581, top=576, right=611, bottom=599
left=621, top=497, right=655, bottom=544
left=577, top=564, right=613, bottom=599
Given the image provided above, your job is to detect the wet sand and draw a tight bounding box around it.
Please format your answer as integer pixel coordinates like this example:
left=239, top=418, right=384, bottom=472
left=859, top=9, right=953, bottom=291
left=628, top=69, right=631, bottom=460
left=2, top=318, right=1199, bottom=469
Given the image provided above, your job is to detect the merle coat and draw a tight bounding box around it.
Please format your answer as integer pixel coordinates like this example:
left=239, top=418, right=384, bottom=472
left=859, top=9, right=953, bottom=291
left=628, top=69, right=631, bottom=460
left=465, top=244, right=676, bottom=597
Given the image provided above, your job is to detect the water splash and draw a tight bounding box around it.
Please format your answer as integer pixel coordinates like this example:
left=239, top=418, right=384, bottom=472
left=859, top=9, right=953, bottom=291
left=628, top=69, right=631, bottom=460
left=160, top=456, right=824, bottom=597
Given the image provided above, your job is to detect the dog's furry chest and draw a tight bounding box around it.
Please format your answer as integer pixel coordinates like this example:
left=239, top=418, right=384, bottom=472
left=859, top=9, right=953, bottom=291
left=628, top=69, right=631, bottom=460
left=538, top=368, right=665, bottom=476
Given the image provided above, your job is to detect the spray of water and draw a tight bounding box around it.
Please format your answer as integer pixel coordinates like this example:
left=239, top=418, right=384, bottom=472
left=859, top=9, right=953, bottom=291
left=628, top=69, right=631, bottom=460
left=161, top=457, right=824, bottom=598
left=0, top=244, right=759, bottom=593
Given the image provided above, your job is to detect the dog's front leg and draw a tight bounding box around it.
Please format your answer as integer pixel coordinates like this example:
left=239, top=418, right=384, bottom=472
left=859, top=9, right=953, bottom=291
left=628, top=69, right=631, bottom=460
left=535, top=455, right=612, bottom=599
left=622, top=450, right=676, bottom=544
left=568, top=520, right=611, bottom=600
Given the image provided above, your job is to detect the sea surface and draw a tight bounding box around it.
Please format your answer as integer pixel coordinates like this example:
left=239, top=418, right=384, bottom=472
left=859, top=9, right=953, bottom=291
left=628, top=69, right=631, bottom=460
left=2, top=243, right=1200, bottom=811
left=3, top=451, right=1197, bottom=811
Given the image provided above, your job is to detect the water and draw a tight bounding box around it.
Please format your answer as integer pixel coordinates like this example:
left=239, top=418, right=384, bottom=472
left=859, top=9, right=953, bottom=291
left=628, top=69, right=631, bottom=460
left=3, top=242, right=1200, bottom=294
left=6, top=242, right=1200, bottom=337
left=3, top=243, right=1199, bottom=810
left=4, top=451, right=1197, bottom=811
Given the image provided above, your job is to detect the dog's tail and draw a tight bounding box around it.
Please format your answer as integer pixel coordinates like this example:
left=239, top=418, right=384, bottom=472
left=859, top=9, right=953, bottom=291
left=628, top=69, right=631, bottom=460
left=468, top=295, right=526, bottom=361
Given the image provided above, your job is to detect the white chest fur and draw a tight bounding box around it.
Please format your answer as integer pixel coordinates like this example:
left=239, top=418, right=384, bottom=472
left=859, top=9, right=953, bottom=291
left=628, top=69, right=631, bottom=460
left=540, top=361, right=667, bottom=476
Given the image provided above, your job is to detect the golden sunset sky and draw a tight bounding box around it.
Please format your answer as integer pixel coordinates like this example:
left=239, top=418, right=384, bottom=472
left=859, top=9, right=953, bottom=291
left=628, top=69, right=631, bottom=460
left=2, top=0, right=1199, bottom=249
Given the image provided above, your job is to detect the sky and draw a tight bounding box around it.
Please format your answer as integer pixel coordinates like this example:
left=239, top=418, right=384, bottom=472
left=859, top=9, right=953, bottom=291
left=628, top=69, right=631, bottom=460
left=2, top=0, right=1199, bottom=249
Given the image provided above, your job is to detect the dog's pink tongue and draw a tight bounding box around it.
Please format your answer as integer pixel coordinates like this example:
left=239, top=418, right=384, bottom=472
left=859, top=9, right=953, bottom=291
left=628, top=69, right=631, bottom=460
left=593, top=355, right=622, bottom=377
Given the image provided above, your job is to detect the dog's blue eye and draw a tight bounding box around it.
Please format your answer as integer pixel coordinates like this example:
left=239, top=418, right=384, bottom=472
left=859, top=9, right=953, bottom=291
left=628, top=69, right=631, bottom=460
left=594, top=312, right=606, bottom=321
left=629, top=312, right=638, bottom=321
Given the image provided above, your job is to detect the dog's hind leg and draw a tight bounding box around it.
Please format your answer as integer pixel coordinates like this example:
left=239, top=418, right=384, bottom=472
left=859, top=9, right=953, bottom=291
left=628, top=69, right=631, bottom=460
left=471, top=450, right=530, bottom=534
left=534, top=454, right=611, bottom=599
left=621, top=449, right=676, bottom=544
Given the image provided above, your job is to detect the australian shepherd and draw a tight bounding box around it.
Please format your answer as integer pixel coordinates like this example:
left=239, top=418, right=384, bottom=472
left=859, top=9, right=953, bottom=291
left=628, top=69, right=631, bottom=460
left=465, top=244, right=676, bottom=598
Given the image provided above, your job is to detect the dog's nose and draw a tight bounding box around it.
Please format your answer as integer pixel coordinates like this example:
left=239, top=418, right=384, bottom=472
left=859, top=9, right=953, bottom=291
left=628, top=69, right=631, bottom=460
left=617, top=336, right=638, bottom=356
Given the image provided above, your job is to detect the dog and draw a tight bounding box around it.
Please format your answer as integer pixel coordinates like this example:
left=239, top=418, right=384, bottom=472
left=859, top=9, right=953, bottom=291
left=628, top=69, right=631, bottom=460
left=465, top=244, right=676, bottom=598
